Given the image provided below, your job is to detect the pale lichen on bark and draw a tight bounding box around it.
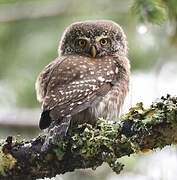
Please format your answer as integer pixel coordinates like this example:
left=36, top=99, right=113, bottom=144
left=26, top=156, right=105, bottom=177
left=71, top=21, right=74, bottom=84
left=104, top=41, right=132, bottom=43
left=0, top=94, right=177, bottom=180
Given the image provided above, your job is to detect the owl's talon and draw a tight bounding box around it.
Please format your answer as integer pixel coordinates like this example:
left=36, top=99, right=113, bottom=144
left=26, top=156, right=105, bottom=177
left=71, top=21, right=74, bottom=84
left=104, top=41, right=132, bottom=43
left=41, top=118, right=71, bottom=152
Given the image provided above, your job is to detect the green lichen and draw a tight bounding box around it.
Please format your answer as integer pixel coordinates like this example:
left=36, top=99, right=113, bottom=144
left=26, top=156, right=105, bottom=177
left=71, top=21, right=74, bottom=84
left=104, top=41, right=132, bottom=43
left=121, top=95, right=177, bottom=130
left=54, top=141, right=67, bottom=160
left=120, top=94, right=177, bottom=152
left=71, top=119, right=119, bottom=156
left=0, top=148, right=17, bottom=176
left=70, top=118, right=124, bottom=173
left=0, top=95, right=177, bottom=179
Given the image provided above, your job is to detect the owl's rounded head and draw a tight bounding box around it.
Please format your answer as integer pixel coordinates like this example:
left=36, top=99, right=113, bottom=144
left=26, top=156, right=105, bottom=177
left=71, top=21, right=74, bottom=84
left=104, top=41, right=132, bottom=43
left=58, top=20, right=127, bottom=58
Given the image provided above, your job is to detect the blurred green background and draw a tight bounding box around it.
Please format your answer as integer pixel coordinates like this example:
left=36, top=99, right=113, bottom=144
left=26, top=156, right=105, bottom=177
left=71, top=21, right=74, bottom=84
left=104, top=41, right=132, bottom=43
left=0, top=0, right=176, bottom=108
left=0, top=0, right=177, bottom=180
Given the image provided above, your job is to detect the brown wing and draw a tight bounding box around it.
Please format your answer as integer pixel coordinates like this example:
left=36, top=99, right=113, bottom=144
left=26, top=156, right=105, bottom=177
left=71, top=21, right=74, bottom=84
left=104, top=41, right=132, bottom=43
left=40, top=55, right=118, bottom=128
left=35, top=58, right=64, bottom=103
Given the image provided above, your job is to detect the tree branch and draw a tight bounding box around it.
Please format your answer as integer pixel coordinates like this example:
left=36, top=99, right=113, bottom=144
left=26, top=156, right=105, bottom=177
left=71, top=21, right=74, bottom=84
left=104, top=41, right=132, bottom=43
left=0, top=94, right=177, bottom=180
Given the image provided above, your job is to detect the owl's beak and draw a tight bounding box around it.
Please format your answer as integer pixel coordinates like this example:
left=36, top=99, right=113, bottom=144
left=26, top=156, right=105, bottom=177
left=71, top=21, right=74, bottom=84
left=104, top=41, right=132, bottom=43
left=90, top=45, right=97, bottom=58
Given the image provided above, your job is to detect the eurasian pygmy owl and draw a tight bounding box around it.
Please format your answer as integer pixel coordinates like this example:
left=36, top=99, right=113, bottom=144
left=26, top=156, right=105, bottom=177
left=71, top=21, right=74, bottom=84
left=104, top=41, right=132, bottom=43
left=35, top=20, right=130, bottom=149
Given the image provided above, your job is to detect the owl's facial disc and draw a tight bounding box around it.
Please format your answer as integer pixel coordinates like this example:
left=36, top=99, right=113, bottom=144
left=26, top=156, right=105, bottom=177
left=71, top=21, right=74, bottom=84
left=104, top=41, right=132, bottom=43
left=74, top=36, right=112, bottom=58
left=59, top=20, right=127, bottom=57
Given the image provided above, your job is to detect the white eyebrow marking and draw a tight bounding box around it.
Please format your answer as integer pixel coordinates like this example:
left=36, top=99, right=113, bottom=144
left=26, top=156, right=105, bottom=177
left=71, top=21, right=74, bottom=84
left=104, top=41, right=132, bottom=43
left=77, top=37, right=90, bottom=41
left=95, top=35, right=109, bottom=42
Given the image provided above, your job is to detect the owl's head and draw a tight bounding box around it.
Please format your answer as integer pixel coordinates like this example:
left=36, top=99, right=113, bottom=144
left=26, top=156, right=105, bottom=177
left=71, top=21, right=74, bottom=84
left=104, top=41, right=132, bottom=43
left=58, top=20, right=127, bottom=58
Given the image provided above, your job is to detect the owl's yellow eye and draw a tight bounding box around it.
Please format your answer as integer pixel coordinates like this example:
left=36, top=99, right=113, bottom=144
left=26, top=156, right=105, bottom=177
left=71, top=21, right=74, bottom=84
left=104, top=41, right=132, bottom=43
left=78, top=39, right=87, bottom=48
left=99, top=38, right=109, bottom=46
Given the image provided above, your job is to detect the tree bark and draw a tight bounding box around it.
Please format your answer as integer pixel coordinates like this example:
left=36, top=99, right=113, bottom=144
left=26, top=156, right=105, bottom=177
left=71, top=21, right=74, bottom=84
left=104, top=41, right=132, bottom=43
left=0, top=94, right=177, bottom=180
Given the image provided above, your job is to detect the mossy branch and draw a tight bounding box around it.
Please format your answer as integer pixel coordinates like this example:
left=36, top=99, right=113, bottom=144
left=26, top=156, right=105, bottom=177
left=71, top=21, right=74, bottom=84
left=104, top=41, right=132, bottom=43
left=0, top=95, right=177, bottom=180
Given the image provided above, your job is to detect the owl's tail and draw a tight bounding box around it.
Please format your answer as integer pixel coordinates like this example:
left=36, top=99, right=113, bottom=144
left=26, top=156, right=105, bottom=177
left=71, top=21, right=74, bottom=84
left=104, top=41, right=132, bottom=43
left=39, top=110, right=52, bottom=130
left=41, top=116, right=71, bottom=151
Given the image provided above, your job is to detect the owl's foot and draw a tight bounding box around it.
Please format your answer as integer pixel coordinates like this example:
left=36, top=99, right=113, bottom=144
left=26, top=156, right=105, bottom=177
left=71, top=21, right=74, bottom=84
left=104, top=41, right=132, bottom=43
left=41, top=116, right=71, bottom=152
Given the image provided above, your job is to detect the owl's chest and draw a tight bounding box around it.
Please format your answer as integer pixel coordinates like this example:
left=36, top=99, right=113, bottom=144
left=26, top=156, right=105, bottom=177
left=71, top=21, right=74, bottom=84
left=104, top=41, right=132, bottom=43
left=91, top=83, right=122, bottom=121
left=72, top=57, right=121, bottom=120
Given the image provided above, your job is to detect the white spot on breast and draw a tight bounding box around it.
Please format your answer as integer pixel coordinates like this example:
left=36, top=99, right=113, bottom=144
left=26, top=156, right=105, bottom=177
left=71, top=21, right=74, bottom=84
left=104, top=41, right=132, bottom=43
left=98, top=76, right=105, bottom=82
left=78, top=84, right=82, bottom=88
left=91, top=85, right=97, bottom=91
left=69, top=90, right=73, bottom=94
left=59, top=90, right=64, bottom=95
left=80, top=74, right=84, bottom=78
left=77, top=101, right=82, bottom=104
left=110, top=70, right=114, bottom=75
left=82, top=65, right=87, bottom=69
left=72, top=81, right=79, bottom=85
left=90, top=71, right=94, bottom=75
left=70, top=103, right=75, bottom=106
left=72, top=89, right=76, bottom=93
left=115, top=67, right=119, bottom=74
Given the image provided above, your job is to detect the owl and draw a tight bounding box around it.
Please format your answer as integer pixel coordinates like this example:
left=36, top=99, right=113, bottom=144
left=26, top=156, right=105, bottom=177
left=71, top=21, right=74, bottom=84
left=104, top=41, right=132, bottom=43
left=35, top=20, right=130, bottom=150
